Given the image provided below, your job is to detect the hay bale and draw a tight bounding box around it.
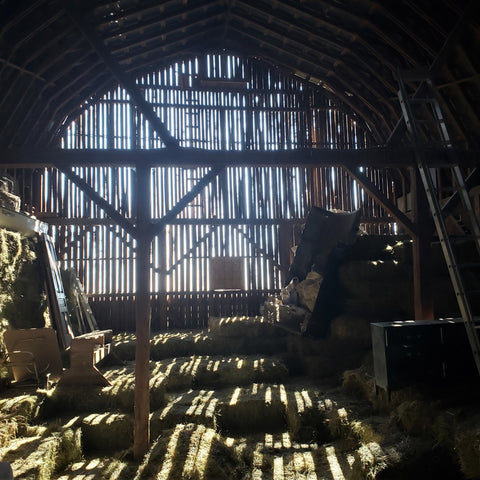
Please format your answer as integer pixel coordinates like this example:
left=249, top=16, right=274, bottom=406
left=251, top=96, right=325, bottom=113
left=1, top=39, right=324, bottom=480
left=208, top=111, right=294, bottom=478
left=330, top=315, right=372, bottom=347
left=151, top=390, right=218, bottom=435
left=81, top=412, right=133, bottom=452
left=208, top=315, right=283, bottom=338
left=0, top=394, right=39, bottom=421
left=216, top=384, right=288, bottom=434
left=55, top=427, right=83, bottom=471
left=193, top=333, right=245, bottom=356
left=285, top=388, right=330, bottom=442
left=301, top=355, right=338, bottom=379
left=111, top=333, right=136, bottom=360
left=394, top=400, right=439, bottom=437
left=349, top=441, right=389, bottom=480
left=3, top=427, right=81, bottom=480
left=39, top=364, right=165, bottom=417
left=157, top=355, right=288, bottom=391
left=134, top=423, right=251, bottom=480
left=151, top=332, right=197, bottom=360
left=342, top=363, right=376, bottom=402
left=455, top=417, right=480, bottom=479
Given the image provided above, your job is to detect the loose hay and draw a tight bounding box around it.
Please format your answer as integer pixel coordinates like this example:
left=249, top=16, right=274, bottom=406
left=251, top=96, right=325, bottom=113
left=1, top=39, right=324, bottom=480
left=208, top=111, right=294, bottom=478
left=455, top=416, right=480, bottom=479
left=342, top=365, right=376, bottom=402
left=393, top=400, right=439, bottom=437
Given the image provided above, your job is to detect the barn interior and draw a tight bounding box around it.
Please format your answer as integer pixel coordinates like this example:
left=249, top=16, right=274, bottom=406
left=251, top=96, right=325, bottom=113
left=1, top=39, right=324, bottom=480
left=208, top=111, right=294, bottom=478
left=1, top=1, right=480, bottom=479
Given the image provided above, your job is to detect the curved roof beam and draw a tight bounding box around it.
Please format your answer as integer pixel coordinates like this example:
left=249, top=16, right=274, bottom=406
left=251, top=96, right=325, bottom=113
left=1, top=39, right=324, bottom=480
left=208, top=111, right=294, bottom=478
left=229, top=27, right=385, bottom=142
left=233, top=1, right=396, bottom=95
left=109, top=15, right=225, bottom=55
left=101, top=3, right=222, bottom=43
left=230, top=13, right=397, bottom=119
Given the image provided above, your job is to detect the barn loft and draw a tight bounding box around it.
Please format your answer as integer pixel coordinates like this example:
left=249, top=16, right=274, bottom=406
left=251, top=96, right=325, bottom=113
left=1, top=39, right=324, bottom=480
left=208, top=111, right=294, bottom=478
left=1, top=0, right=480, bottom=478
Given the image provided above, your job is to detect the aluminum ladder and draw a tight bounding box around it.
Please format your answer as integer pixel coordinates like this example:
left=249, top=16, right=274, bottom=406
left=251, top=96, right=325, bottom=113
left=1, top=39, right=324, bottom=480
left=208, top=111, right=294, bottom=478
left=397, top=68, right=480, bottom=376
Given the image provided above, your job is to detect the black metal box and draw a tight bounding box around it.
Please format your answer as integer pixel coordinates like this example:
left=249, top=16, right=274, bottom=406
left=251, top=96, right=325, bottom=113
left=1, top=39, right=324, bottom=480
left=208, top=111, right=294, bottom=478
left=371, top=318, right=477, bottom=395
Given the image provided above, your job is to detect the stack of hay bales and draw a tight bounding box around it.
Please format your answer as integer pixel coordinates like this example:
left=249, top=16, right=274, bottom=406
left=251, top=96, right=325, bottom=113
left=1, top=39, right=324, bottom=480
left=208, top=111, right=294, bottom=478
left=330, top=237, right=415, bottom=348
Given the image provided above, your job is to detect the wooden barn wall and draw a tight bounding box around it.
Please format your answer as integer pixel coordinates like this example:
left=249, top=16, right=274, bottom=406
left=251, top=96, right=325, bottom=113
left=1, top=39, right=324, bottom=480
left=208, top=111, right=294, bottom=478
left=1, top=55, right=397, bottom=331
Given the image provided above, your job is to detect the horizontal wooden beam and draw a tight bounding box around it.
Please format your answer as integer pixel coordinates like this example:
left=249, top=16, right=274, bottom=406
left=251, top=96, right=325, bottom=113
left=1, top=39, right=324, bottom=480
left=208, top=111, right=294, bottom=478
left=2, top=147, right=478, bottom=169
left=37, top=215, right=392, bottom=227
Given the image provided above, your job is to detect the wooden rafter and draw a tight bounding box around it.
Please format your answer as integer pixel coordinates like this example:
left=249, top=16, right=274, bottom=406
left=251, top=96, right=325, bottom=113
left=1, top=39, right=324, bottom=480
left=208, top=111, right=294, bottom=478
left=63, top=3, right=179, bottom=149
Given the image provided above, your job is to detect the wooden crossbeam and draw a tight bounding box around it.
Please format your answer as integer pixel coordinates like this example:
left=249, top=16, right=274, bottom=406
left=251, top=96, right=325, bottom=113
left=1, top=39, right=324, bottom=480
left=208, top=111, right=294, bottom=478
left=441, top=167, right=480, bottom=217
left=164, top=228, right=214, bottom=275
left=3, top=146, right=475, bottom=169
left=58, top=167, right=136, bottom=237
left=151, top=166, right=224, bottom=236
left=343, top=164, right=418, bottom=237
left=233, top=225, right=285, bottom=273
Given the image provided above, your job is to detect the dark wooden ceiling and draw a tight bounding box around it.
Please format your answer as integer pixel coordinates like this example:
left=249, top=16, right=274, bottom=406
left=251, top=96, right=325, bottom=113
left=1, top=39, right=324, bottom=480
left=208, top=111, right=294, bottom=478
left=0, top=0, right=479, bottom=149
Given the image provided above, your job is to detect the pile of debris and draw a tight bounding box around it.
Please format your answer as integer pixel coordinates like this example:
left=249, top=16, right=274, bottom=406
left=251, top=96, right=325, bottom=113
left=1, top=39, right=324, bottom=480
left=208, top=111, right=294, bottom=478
left=264, top=207, right=361, bottom=335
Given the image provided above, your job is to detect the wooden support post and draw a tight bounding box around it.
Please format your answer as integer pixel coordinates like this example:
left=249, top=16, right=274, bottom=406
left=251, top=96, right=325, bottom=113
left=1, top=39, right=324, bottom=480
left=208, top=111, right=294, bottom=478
left=157, top=226, right=167, bottom=330
left=133, top=164, right=152, bottom=459
left=411, top=167, right=435, bottom=320
left=278, top=223, right=293, bottom=286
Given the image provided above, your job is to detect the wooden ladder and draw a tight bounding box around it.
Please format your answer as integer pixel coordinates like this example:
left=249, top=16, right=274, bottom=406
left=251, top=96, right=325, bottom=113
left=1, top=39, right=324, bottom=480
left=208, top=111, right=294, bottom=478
left=397, top=68, right=480, bottom=376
